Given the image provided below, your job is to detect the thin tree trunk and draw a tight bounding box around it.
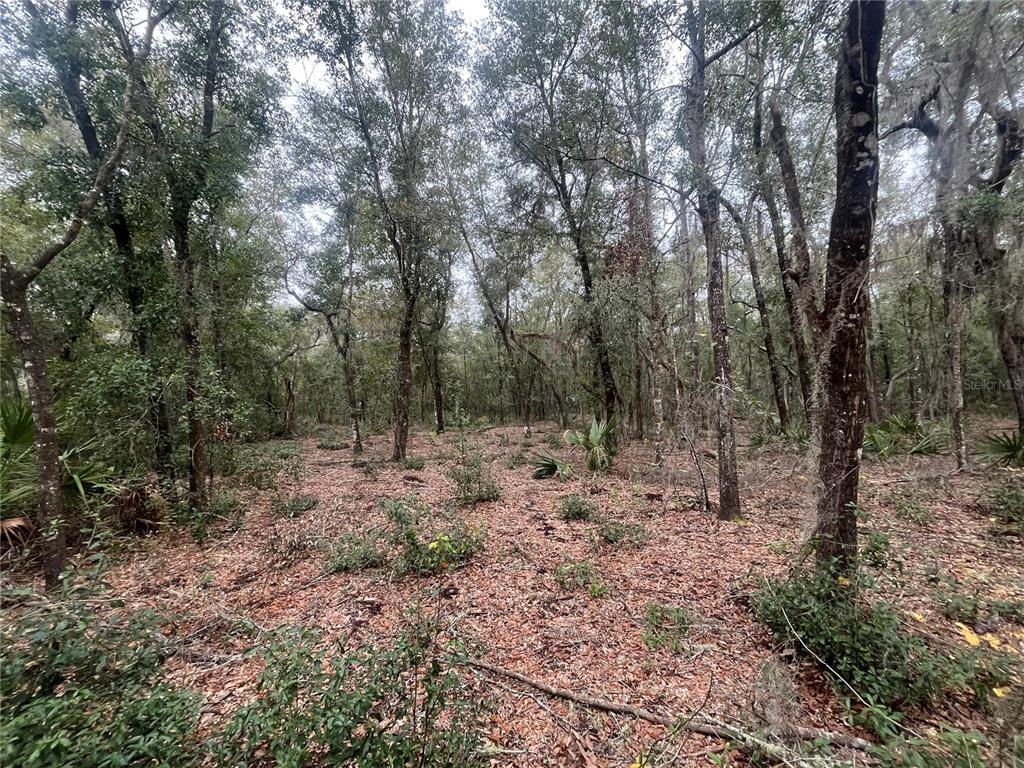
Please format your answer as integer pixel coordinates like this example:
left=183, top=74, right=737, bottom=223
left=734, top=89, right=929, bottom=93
left=752, top=81, right=814, bottom=422
left=684, top=2, right=741, bottom=520
left=431, top=343, right=445, bottom=433
left=814, top=0, right=885, bottom=574
left=0, top=280, right=66, bottom=590
left=723, top=197, right=789, bottom=431
left=393, top=300, right=414, bottom=461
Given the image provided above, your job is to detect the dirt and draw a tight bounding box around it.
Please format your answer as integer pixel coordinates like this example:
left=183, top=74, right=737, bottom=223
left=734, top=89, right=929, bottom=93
left=105, top=421, right=1024, bottom=767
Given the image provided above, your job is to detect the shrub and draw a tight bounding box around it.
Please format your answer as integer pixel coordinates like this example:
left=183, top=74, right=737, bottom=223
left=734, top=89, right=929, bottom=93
left=593, top=516, right=646, bottom=548
left=1, top=576, right=200, bottom=768
left=273, top=494, right=319, bottom=518
left=889, top=490, right=932, bottom=525
left=565, top=416, right=618, bottom=472
left=327, top=530, right=387, bottom=573
left=383, top=496, right=424, bottom=528
left=211, top=621, right=482, bottom=768
left=643, top=602, right=689, bottom=653
left=449, top=453, right=500, bottom=504
left=863, top=416, right=945, bottom=459
left=316, top=439, right=350, bottom=451
left=404, top=456, right=426, bottom=470
left=980, top=479, right=1024, bottom=533
left=554, top=558, right=607, bottom=597
left=531, top=453, right=573, bottom=480
left=752, top=568, right=950, bottom=711
left=559, top=494, right=597, bottom=521
left=544, top=431, right=562, bottom=448
left=396, top=521, right=486, bottom=576
left=977, top=431, right=1024, bottom=467
left=183, top=491, right=244, bottom=542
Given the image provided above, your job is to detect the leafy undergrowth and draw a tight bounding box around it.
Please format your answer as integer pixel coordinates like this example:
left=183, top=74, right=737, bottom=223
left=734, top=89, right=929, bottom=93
left=20, top=420, right=1022, bottom=767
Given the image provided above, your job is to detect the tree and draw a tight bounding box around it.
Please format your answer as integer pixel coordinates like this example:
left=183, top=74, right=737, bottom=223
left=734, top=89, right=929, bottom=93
left=679, top=0, right=758, bottom=520
left=0, top=2, right=170, bottom=588
left=813, top=0, right=885, bottom=573
left=478, top=0, right=621, bottom=423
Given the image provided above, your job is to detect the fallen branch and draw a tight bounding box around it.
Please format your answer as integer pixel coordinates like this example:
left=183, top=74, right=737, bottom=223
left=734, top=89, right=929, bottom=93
left=465, top=658, right=872, bottom=760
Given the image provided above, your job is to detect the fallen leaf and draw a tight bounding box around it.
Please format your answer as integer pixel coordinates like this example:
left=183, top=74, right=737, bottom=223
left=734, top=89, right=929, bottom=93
left=955, top=622, right=981, bottom=647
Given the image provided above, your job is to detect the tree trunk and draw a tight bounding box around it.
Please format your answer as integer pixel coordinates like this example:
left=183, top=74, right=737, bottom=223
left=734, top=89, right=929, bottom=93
left=996, top=310, right=1024, bottom=432
left=431, top=343, right=445, bottom=433
left=0, top=276, right=66, bottom=590
left=723, top=198, right=789, bottom=431
left=173, top=212, right=209, bottom=512
left=769, top=101, right=823, bottom=353
left=814, top=0, right=885, bottom=574
left=752, top=82, right=814, bottom=422
left=684, top=3, right=741, bottom=520
left=392, top=300, right=414, bottom=461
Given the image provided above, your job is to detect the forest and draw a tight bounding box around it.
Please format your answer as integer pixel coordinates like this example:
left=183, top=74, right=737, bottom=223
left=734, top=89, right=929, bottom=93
left=1, top=0, right=1023, bottom=765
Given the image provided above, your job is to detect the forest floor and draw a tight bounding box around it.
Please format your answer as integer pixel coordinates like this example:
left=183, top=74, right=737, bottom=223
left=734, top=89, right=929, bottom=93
left=105, top=420, right=1023, bottom=766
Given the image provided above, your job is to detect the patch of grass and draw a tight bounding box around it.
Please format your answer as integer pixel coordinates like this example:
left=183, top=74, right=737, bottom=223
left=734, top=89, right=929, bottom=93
left=592, top=516, right=646, bottom=548
left=327, top=530, right=387, bottom=573
left=403, top=456, right=426, bottom=471
left=889, top=489, right=932, bottom=525
left=316, top=439, right=350, bottom=451
left=643, top=602, right=689, bottom=653
left=273, top=494, right=319, bottom=519
left=559, top=494, right=597, bottom=521
left=554, top=558, right=607, bottom=597
left=544, top=431, right=562, bottom=448
left=980, top=479, right=1024, bottom=534
left=505, top=451, right=529, bottom=469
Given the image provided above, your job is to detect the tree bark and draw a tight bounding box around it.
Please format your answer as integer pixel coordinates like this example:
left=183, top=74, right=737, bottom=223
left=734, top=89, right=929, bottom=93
left=722, top=197, right=789, bottom=431
left=393, top=300, right=414, bottom=460
left=0, top=278, right=66, bottom=590
left=814, top=0, right=885, bottom=573
left=684, top=1, right=741, bottom=520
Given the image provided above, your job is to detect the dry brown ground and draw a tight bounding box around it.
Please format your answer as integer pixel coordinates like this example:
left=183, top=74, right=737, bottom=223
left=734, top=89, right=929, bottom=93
left=106, top=420, right=1024, bottom=767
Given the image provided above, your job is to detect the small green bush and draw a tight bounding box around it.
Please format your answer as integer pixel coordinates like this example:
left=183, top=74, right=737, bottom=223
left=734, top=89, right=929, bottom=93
left=449, top=453, right=500, bottom=504
left=1, top=577, right=200, bottom=768
left=327, top=530, right=387, bottom=573
left=404, top=456, right=426, bottom=470
left=273, top=494, right=319, bottom=519
left=889, top=490, right=932, bottom=525
left=211, top=622, right=482, bottom=768
left=752, top=568, right=950, bottom=711
left=316, top=439, right=350, bottom=451
left=980, top=480, right=1024, bottom=533
left=382, top=496, right=424, bottom=528
left=396, top=521, right=486, bottom=576
left=544, top=431, right=562, bottom=448
left=592, top=516, right=646, bottom=548
left=554, top=558, right=606, bottom=597
left=564, top=416, right=618, bottom=472
left=643, top=602, right=689, bottom=653
left=559, top=493, right=597, bottom=521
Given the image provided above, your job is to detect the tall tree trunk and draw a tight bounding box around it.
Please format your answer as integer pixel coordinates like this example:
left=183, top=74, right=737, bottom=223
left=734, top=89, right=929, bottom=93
left=814, top=0, right=885, bottom=574
left=0, top=277, right=66, bottom=590
left=431, top=343, right=445, bottom=433
left=752, top=80, right=814, bottom=421
left=173, top=212, right=209, bottom=512
left=769, top=101, right=823, bottom=353
left=393, top=299, right=414, bottom=461
left=996, top=309, right=1024, bottom=432
left=684, top=2, right=741, bottom=520
left=723, top=198, right=789, bottom=431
